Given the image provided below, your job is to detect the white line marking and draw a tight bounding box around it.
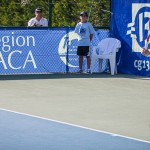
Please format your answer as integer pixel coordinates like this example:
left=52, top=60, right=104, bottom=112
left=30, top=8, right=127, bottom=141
left=0, top=108, right=150, bottom=144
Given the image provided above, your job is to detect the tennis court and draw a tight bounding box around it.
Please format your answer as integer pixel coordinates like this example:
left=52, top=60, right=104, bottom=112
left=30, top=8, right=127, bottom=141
left=0, top=73, right=150, bottom=150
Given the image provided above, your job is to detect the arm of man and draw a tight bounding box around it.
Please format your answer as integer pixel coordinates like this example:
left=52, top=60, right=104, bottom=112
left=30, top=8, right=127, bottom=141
left=45, top=19, right=48, bottom=27
left=142, top=48, right=150, bottom=56
left=28, top=19, right=36, bottom=27
left=42, top=18, right=48, bottom=27
left=89, top=22, right=95, bottom=42
left=90, top=34, right=93, bottom=42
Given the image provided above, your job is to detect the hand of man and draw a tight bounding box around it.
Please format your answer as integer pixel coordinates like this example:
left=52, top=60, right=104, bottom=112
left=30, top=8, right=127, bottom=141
left=142, top=47, right=150, bottom=56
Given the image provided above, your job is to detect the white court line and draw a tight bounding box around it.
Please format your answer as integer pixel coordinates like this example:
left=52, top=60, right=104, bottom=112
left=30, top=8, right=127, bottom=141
left=0, top=108, right=150, bottom=144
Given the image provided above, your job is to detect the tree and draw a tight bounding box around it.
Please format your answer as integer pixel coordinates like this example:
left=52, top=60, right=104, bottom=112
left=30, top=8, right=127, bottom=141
left=0, top=0, right=110, bottom=27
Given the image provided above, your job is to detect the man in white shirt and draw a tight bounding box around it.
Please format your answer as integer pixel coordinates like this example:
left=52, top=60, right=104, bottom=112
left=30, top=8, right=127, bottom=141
left=28, top=8, right=48, bottom=27
left=74, top=11, right=95, bottom=73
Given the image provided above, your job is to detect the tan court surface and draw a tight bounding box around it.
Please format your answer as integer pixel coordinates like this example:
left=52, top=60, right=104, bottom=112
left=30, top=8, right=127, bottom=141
left=0, top=74, right=150, bottom=142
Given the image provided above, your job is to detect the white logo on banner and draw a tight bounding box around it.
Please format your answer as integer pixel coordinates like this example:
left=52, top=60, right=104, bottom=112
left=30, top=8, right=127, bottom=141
left=0, top=32, right=37, bottom=70
left=127, top=3, right=150, bottom=52
left=58, top=31, right=78, bottom=67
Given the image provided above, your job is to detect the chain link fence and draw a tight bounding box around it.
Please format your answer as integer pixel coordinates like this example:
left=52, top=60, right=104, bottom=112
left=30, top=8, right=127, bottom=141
left=0, top=27, right=109, bottom=75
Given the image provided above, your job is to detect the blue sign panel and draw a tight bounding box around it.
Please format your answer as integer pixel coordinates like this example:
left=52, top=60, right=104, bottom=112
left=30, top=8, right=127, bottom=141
left=111, top=0, right=150, bottom=76
left=0, top=27, right=109, bottom=75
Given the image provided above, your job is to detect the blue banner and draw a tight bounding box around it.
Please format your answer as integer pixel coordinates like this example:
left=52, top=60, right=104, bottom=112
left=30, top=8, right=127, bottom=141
left=111, top=0, right=150, bottom=77
left=0, top=27, right=109, bottom=74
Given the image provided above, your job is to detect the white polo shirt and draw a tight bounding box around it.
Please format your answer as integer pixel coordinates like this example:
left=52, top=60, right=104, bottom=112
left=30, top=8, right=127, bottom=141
left=28, top=17, right=48, bottom=27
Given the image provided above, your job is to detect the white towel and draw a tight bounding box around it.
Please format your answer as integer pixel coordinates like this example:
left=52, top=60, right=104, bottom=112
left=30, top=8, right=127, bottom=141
left=98, top=38, right=121, bottom=55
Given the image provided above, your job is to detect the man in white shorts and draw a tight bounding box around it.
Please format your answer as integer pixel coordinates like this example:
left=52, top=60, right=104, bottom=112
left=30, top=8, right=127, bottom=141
left=28, top=8, right=48, bottom=27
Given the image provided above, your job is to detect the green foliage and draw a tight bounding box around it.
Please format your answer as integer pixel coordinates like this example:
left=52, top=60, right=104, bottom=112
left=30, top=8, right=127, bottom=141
left=0, top=0, right=110, bottom=27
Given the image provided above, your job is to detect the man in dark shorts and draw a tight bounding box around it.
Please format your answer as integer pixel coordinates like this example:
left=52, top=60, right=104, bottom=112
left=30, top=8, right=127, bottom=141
left=75, top=11, right=95, bottom=73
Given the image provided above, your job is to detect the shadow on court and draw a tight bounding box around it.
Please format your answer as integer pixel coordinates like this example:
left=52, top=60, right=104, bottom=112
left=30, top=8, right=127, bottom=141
left=0, top=73, right=149, bottom=80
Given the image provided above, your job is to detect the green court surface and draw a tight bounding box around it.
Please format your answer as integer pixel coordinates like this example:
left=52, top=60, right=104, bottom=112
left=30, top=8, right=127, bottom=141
left=0, top=73, right=150, bottom=142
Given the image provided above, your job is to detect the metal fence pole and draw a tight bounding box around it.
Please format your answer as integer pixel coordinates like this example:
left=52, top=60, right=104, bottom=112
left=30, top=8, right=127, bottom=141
left=88, top=0, right=94, bottom=22
left=48, top=0, right=52, bottom=27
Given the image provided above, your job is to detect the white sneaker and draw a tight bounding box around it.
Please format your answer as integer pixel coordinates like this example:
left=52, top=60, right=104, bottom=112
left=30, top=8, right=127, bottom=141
left=87, top=69, right=91, bottom=74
